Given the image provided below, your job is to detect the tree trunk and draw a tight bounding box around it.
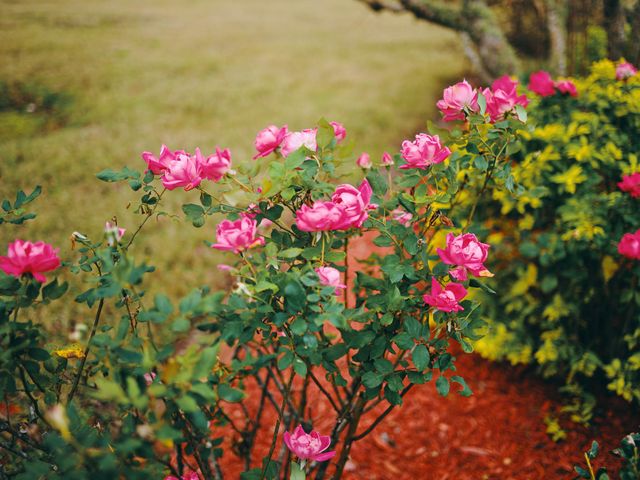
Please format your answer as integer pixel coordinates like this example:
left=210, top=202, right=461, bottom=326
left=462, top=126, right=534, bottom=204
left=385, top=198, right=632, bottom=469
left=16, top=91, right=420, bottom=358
left=545, top=0, right=568, bottom=75
left=604, top=0, right=627, bottom=60
left=627, top=0, right=640, bottom=64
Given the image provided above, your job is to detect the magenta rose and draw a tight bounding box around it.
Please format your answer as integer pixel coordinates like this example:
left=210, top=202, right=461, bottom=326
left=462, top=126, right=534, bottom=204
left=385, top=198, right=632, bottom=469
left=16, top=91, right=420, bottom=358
left=528, top=70, right=556, bottom=97
left=483, top=76, right=529, bottom=122
left=618, top=172, right=640, bottom=198
left=280, top=129, right=317, bottom=158
left=315, top=266, right=346, bottom=295
left=331, top=179, right=377, bottom=230
left=436, top=232, right=492, bottom=281
left=283, top=425, right=336, bottom=462
left=618, top=230, right=640, bottom=260
left=0, top=239, right=61, bottom=283
left=381, top=151, right=394, bottom=166
left=423, top=277, right=467, bottom=313
left=161, top=152, right=203, bottom=191
left=212, top=215, right=265, bottom=253
left=330, top=121, right=346, bottom=143
left=400, top=133, right=451, bottom=170
left=555, top=80, right=578, bottom=97
left=141, top=145, right=184, bottom=175
left=195, top=147, right=231, bottom=181
left=616, top=62, right=637, bottom=81
left=436, top=80, right=479, bottom=122
left=391, top=208, right=412, bottom=227
left=253, top=124, right=288, bottom=159
left=165, top=472, right=200, bottom=480
left=295, top=201, right=345, bottom=232
left=356, top=152, right=371, bottom=169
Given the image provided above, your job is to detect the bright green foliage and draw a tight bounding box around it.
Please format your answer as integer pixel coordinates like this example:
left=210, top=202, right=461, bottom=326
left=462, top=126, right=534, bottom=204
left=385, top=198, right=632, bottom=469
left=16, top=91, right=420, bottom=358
left=573, top=433, right=640, bottom=480
left=473, top=60, right=640, bottom=421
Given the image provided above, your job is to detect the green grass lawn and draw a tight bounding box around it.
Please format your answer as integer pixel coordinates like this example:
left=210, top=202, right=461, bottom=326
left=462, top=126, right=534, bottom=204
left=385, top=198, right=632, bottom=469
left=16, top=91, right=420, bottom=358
left=0, top=0, right=465, bottom=322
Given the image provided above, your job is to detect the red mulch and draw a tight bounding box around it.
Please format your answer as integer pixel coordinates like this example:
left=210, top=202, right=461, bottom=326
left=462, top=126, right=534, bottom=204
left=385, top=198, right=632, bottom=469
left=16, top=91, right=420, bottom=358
left=214, top=233, right=639, bottom=479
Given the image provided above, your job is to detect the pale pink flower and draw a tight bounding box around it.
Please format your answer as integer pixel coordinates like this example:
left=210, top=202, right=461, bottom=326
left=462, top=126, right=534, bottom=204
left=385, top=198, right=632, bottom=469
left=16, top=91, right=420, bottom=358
left=618, top=230, right=640, bottom=260
left=253, top=125, right=288, bottom=159
left=283, top=425, right=336, bottom=462
left=331, top=179, right=377, bottom=230
left=196, top=147, right=231, bottom=181
left=330, top=121, right=346, bottom=143
left=436, top=80, right=479, bottom=122
left=391, top=208, right=412, bottom=227
left=315, top=266, right=346, bottom=295
left=356, top=152, right=372, bottom=169
left=104, top=222, right=126, bottom=246
left=528, top=71, right=556, bottom=97
left=616, top=62, right=637, bottom=80
left=295, top=201, right=345, bottom=232
left=143, top=372, right=157, bottom=386
left=618, top=172, right=640, bottom=198
left=381, top=152, right=394, bottom=166
left=400, top=134, right=451, bottom=170
left=0, top=239, right=60, bottom=283
left=436, top=232, right=492, bottom=281
left=423, top=277, right=467, bottom=313
left=280, top=129, right=317, bottom=157
left=141, top=145, right=183, bottom=175
left=555, top=80, right=578, bottom=97
left=161, top=153, right=203, bottom=191
left=217, top=264, right=233, bottom=271
left=212, top=216, right=264, bottom=253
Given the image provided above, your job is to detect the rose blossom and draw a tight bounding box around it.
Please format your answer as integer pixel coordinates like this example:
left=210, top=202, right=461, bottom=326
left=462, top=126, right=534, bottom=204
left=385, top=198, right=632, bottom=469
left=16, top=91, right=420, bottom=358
left=616, top=62, right=637, bottom=81
left=331, top=179, right=377, bottom=230
left=391, top=208, right=412, bottom=227
left=400, top=133, right=451, bottom=170
left=283, top=425, right=336, bottom=462
left=196, top=147, right=231, bottom=181
left=436, top=80, right=479, bottom=122
left=356, top=152, right=371, bottom=169
left=165, top=472, right=200, bottom=480
left=483, top=76, right=529, bottom=122
left=330, top=121, right=346, bottom=143
left=253, top=124, right=288, bottom=159
left=141, top=145, right=183, bottom=175
left=295, top=201, right=345, bottom=232
left=555, top=80, right=578, bottom=97
left=381, top=151, right=394, bottom=166
left=315, top=266, right=346, bottom=295
left=618, top=230, right=640, bottom=260
left=437, top=232, right=492, bottom=281
left=212, top=215, right=265, bottom=253
left=618, top=172, right=640, bottom=198
left=0, top=239, right=60, bottom=283
left=280, top=129, right=317, bottom=157
left=104, top=222, right=126, bottom=246
left=528, top=70, right=556, bottom=97
left=423, top=277, right=467, bottom=313
left=161, top=152, right=203, bottom=191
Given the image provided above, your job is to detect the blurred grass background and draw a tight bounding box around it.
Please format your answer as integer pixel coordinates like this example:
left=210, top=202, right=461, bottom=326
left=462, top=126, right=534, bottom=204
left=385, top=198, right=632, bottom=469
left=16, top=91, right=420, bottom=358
left=0, top=0, right=465, bottom=324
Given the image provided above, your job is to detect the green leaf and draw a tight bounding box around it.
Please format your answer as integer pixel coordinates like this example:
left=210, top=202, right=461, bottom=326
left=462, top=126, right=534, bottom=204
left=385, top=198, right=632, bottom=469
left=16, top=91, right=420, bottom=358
left=435, top=375, right=450, bottom=396
left=285, top=149, right=306, bottom=170
left=293, top=358, right=307, bottom=377
left=290, top=461, right=306, bottom=480
left=176, top=395, right=200, bottom=412
left=316, top=118, right=335, bottom=149
left=366, top=170, right=388, bottom=196
left=279, top=248, right=303, bottom=259
left=477, top=91, right=487, bottom=115
left=42, top=279, right=68, bottom=301
left=588, top=441, right=599, bottom=460
left=451, top=375, right=473, bottom=397
left=362, top=371, right=383, bottom=389
left=515, top=104, right=527, bottom=122
left=412, top=345, right=430, bottom=371
left=218, top=384, right=245, bottom=403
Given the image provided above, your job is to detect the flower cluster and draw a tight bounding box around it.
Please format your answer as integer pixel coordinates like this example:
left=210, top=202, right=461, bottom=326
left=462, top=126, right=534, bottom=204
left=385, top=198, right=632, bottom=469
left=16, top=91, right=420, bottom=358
left=253, top=121, right=346, bottom=159
left=528, top=70, right=578, bottom=97
left=142, top=145, right=232, bottom=191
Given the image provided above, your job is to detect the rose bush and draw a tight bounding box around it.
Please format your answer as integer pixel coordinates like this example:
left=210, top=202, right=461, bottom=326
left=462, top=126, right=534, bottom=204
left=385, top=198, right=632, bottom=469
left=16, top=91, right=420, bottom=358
left=0, top=79, right=525, bottom=478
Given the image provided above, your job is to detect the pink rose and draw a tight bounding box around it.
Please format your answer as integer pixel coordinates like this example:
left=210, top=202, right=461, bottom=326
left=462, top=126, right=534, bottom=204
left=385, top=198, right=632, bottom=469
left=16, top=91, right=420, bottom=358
left=0, top=239, right=61, bottom=283
left=400, top=133, right=451, bottom=170
left=196, top=147, right=231, bottom=181
left=616, top=62, right=637, bottom=81
left=143, top=372, right=156, bottom=386
left=295, top=201, right=345, bottom=232
left=381, top=152, right=394, bottom=166
left=484, top=76, right=529, bottom=122
left=528, top=71, right=556, bottom=97
left=436, top=80, right=479, bottom=122
left=161, top=153, right=203, bottom=191
left=104, top=222, right=126, bottom=246
left=315, top=266, right=346, bottom=295
left=391, top=208, right=412, bottom=227
left=436, top=232, right=492, bottom=281
left=330, top=121, right=346, bottom=143
left=618, top=230, right=640, bottom=260
left=555, top=80, right=577, bottom=97
left=280, top=129, right=317, bottom=158
left=253, top=125, right=288, bottom=159
left=331, top=179, right=377, bottom=230
left=618, top=172, right=640, bottom=198
left=283, top=425, right=336, bottom=462
left=423, top=277, right=467, bottom=313
left=142, top=145, right=184, bottom=175
left=491, top=75, right=518, bottom=94
left=212, top=215, right=265, bottom=253
left=165, top=472, right=199, bottom=480
left=217, top=264, right=233, bottom=271
left=356, top=152, right=372, bottom=169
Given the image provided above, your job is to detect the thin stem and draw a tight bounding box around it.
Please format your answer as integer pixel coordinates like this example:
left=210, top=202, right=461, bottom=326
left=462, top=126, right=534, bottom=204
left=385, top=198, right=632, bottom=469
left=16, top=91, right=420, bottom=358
left=125, top=188, right=166, bottom=250
left=260, top=369, right=294, bottom=480
left=351, top=384, right=414, bottom=441
left=308, top=368, right=341, bottom=414
left=18, top=367, right=50, bottom=428
left=584, top=452, right=596, bottom=480
left=68, top=298, right=104, bottom=404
